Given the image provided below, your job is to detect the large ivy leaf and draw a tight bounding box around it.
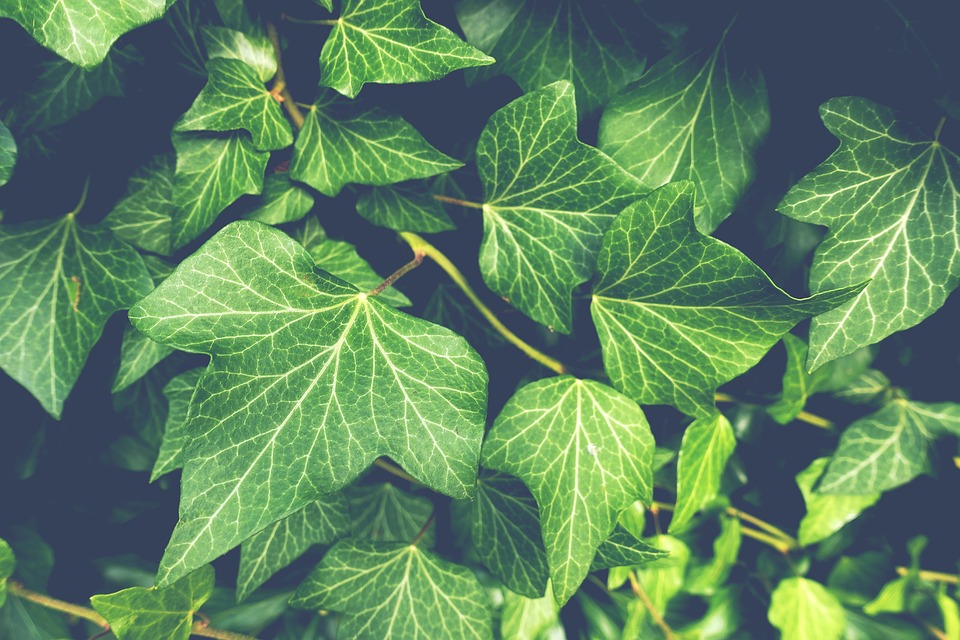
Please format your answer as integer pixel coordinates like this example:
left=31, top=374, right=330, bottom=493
left=102, top=155, right=176, bottom=256
left=356, top=183, right=456, bottom=233
left=151, top=368, right=203, bottom=482
left=768, top=577, right=845, bottom=640
left=319, top=0, right=494, bottom=98
left=0, top=0, right=167, bottom=68
left=90, top=565, right=214, bottom=640
left=346, top=483, right=435, bottom=547
left=201, top=25, right=276, bottom=83
left=482, top=376, right=654, bottom=604
left=778, top=97, right=960, bottom=370
left=796, top=458, right=879, bottom=546
left=0, top=120, right=14, bottom=186
left=598, top=37, right=769, bottom=233
left=818, top=400, right=960, bottom=494
left=237, top=494, right=351, bottom=601
left=456, top=0, right=650, bottom=115
left=241, top=173, right=314, bottom=226
left=670, top=412, right=736, bottom=532
left=290, top=539, right=492, bottom=638
left=130, top=221, right=487, bottom=585
left=290, top=90, right=460, bottom=197
left=477, top=80, right=645, bottom=332
left=170, top=132, right=268, bottom=250
left=0, top=217, right=153, bottom=418
left=591, top=182, right=864, bottom=417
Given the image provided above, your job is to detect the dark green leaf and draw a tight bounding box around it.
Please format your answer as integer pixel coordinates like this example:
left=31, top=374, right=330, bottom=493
left=0, top=539, right=13, bottom=608
left=112, top=325, right=175, bottom=394
left=833, top=369, right=891, bottom=406
left=686, top=516, right=742, bottom=596
left=356, top=183, right=456, bottom=233
left=0, top=120, right=15, bottom=186
left=590, top=526, right=666, bottom=571
left=625, top=535, right=689, bottom=635
left=423, top=284, right=505, bottom=349
left=768, top=577, right=845, bottom=640
left=102, top=155, right=176, bottom=256
left=671, top=412, right=736, bottom=531
left=827, top=551, right=892, bottom=606
left=346, top=483, right=435, bottom=547
left=151, top=368, right=203, bottom=482
left=796, top=458, right=879, bottom=546
left=240, top=173, right=314, bottom=225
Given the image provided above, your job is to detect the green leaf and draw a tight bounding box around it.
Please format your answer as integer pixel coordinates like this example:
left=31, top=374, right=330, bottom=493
left=319, top=0, right=494, bottom=98
left=151, top=368, right=203, bottom=482
left=827, top=551, right=892, bottom=606
left=482, top=376, right=654, bottom=604
left=90, top=565, right=215, bottom=640
left=237, top=493, right=351, bottom=601
left=501, top=585, right=560, bottom=640
left=598, top=35, right=769, bottom=233
left=625, top=535, right=689, bottom=635
left=346, top=483, right=435, bottom=547
left=130, top=221, right=487, bottom=585
left=112, top=325, right=175, bottom=393
left=833, top=369, right=891, bottom=406
left=0, top=538, right=14, bottom=608
left=0, top=0, right=166, bottom=68
left=0, top=217, right=153, bottom=418
left=0, top=120, right=16, bottom=186
left=290, top=539, right=492, bottom=638
left=863, top=577, right=912, bottom=616
left=456, top=0, right=650, bottom=115
left=818, top=400, right=960, bottom=494
left=170, top=132, right=268, bottom=250
left=768, top=577, right=845, bottom=640
left=102, top=155, right=176, bottom=256
left=477, top=80, right=644, bottom=332
left=356, top=183, right=456, bottom=233
left=591, top=181, right=864, bottom=417
left=290, top=90, right=461, bottom=197
left=423, top=284, right=505, bottom=350
left=778, top=97, right=960, bottom=369
left=796, top=458, right=879, bottom=546
left=241, top=173, right=314, bottom=225
left=175, top=58, right=292, bottom=151
left=937, top=592, right=960, bottom=640
left=670, top=412, right=736, bottom=531
left=590, top=526, right=666, bottom=571
left=686, top=516, right=742, bottom=596
left=201, top=26, right=276, bottom=83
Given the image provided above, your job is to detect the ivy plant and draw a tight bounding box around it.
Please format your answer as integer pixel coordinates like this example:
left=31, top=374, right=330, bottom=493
left=1, top=1, right=959, bottom=639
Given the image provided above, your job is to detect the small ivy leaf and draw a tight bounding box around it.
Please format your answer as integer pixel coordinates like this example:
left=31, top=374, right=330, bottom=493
left=356, top=183, right=456, bottom=233
left=590, top=526, right=666, bottom=572
left=482, top=376, right=654, bottom=605
left=319, top=0, right=494, bottom=98
left=346, top=483, right=436, bottom=547
left=151, top=368, right=203, bottom=482
left=290, top=90, right=461, bottom=197
left=102, top=155, right=176, bottom=256
left=170, top=132, right=268, bottom=251
left=778, top=97, right=960, bottom=370
left=0, top=538, right=14, bottom=608
left=591, top=182, right=865, bottom=417
left=90, top=565, right=214, bottom=640
left=240, top=173, right=314, bottom=226
left=211, top=0, right=253, bottom=31
left=0, top=1, right=167, bottom=68
left=175, top=58, right=292, bottom=151
left=130, top=221, right=487, bottom=585
left=768, top=577, right=845, bottom=640
left=599, top=34, right=770, bottom=233
left=863, top=576, right=913, bottom=616
left=670, top=412, right=736, bottom=532
left=832, top=369, right=892, bottom=406
left=477, top=80, right=645, bottom=332
left=624, top=535, right=689, bottom=636
left=501, top=584, right=560, bottom=640
left=0, top=121, right=15, bottom=187
left=0, top=217, right=153, bottom=418
left=112, top=325, right=175, bottom=394
left=818, top=400, right=960, bottom=494
left=290, top=538, right=493, bottom=638
left=313, top=0, right=334, bottom=12
left=796, top=458, right=880, bottom=546
left=201, top=25, right=276, bottom=83
left=236, top=494, right=351, bottom=602
left=827, top=551, right=893, bottom=606
left=685, top=516, right=742, bottom=596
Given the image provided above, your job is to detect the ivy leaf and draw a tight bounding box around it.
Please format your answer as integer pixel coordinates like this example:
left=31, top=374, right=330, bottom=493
left=477, top=80, right=644, bottom=332
left=90, top=565, right=214, bottom=640
left=240, top=173, right=314, bottom=226
left=175, top=58, right=292, bottom=151
left=0, top=120, right=14, bottom=186
left=290, top=90, right=461, bottom=197
left=590, top=526, right=665, bottom=571
left=833, top=369, right=892, bottom=406
left=102, top=155, right=175, bottom=256
left=319, top=0, right=494, bottom=98
left=482, top=376, right=654, bottom=604
left=591, top=182, right=864, bottom=417
left=0, top=1, right=167, bottom=68
left=796, top=458, right=879, bottom=546
left=290, top=539, right=492, bottom=638
left=356, top=183, right=456, bottom=233
left=670, top=412, right=736, bottom=532
left=768, top=577, right=845, bottom=640
left=818, top=400, right=960, bottom=494
left=456, top=0, right=650, bottom=115
left=686, top=516, right=742, bottom=596
left=501, top=585, right=560, bottom=640
left=625, top=535, right=689, bottom=636
left=0, top=217, right=153, bottom=418
left=237, top=494, right=351, bottom=601
left=151, top=368, right=203, bottom=482
left=778, top=97, right=960, bottom=370
left=201, top=26, right=276, bottom=83
left=424, top=284, right=505, bottom=350
left=346, top=483, right=435, bottom=547
left=112, top=326, right=175, bottom=394
left=598, top=35, right=770, bottom=233
left=130, top=221, right=487, bottom=585
left=0, top=539, right=13, bottom=608
left=170, top=132, right=268, bottom=250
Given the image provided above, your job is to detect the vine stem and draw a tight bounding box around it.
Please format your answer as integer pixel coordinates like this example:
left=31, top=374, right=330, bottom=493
left=374, top=457, right=420, bottom=484
left=410, top=511, right=436, bottom=547
left=281, top=13, right=339, bottom=26
left=66, top=176, right=91, bottom=221
left=370, top=252, right=424, bottom=296
left=896, top=566, right=959, bottom=584
left=653, top=501, right=798, bottom=552
left=400, top=232, right=569, bottom=375
left=628, top=570, right=677, bottom=640
left=266, top=21, right=306, bottom=130
left=713, top=391, right=833, bottom=429
left=934, top=116, right=946, bottom=142
left=432, top=194, right=484, bottom=209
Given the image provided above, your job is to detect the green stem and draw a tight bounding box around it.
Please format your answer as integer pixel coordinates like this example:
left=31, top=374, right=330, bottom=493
left=897, top=566, right=959, bottom=584
left=66, top=176, right=91, bottom=221
left=190, top=622, right=261, bottom=640
left=934, top=116, right=946, bottom=142
left=713, top=391, right=833, bottom=429
left=370, top=252, right=424, bottom=296
left=432, top=194, right=484, bottom=210
left=374, top=457, right=420, bottom=485
left=628, top=570, right=677, bottom=640
left=266, top=22, right=305, bottom=130
left=653, top=500, right=798, bottom=552
left=281, top=14, right=339, bottom=26
left=410, top=511, right=436, bottom=547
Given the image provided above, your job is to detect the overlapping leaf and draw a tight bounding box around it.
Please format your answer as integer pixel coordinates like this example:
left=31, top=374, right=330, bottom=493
left=130, top=221, right=487, bottom=585
left=319, top=0, right=494, bottom=98
left=346, top=483, right=435, bottom=546
left=241, top=173, right=314, bottom=225
left=477, top=80, right=645, bottom=331
left=482, top=375, right=654, bottom=604
left=670, top=412, right=736, bottom=532
left=591, top=182, right=864, bottom=417
left=0, top=121, right=14, bottom=186
left=796, top=458, right=879, bottom=546
left=768, top=577, right=845, bottom=640
left=151, top=368, right=203, bottom=482
left=0, top=539, right=13, bottom=608
left=778, top=97, right=960, bottom=370
left=112, top=325, right=175, bottom=394
left=356, top=183, right=456, bottom=233
left=589, top=526, right=665, bottom=571
left=103, top=155, right=176, bottom=255
left=202, top=25, right=276, bottom=83
left=501, top=587, right=560, bottom=640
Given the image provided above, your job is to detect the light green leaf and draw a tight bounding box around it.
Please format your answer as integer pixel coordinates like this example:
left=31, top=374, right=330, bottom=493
left=768, top=577, right=845, bottom=640
left=0, top=0, right=166, bottom=68
left=90, top=565, right=214, bottom=640
left=591, top=182, right=864, bottom=417
left=0, top=120, right=16, bottom=186
left=356, top=183, right=456, bottom=233
left=290, top=539, right=492, bottom=638
left=237, top=494, right=351, bottom=601
left=313, top=0, right=333, bottom=11
left=240, top=173, right=314, bottom=225
left=686, top=516, right=742, bottom=596
left=0, top=217, right=153, bottom=418
left=151, top=368, right=203, bottom=482
left=112, top=325, right=175, bottom=394
left=819, top=400, right=960, bottom=494
left=482, top=376, right=654, bottom=604
left=290, top=90, right=461, bottom=197
left=175, top=58, right=292, bottom=151
left=102, top=155, right=176, bottom=256
left=833, top=369, right=891, bottom=406
left=590, top=526, right=666, bottom=571
left=130, top=221, right=487, bottom=585
left=670, top=412, right=736, bottom=531
left=346, top=483, right=435, bottom=547
left=456, top=0, right=650, bottom=114
left=319, top=0, right=494, bottom=98
left=796, top=458, right=879, bottom=546
left=778, top=97, right=960, bottom=370
left=202, top=25, right=276, bottom=83
left=477, top=80, right=644, bottom=332
left=0, top=538, right=14, bottom=608
left=625, top=535, right=689, bottom=636
left=937, top=592, right=960, bottom=640
left=170, top=132, right=268, bottom=250
left=599, top=35, right=769, bottom=233
left=863, top=577, right=912, bottom=615
left=501, top=584, right=560, bottom=640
